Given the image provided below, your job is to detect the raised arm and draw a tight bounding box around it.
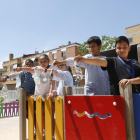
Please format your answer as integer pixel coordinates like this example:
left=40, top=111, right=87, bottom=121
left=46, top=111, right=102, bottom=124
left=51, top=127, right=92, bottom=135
left=53, top=60, right=66, bottom=66
left=15, top=67, right=34, bottom=73
left=35, top=67, right=58, bottom=76
left=74, top=56, right=108, bottom=67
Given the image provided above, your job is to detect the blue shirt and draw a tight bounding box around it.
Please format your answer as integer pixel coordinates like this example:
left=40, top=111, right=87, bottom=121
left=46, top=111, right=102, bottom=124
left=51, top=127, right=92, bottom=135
left=66, top=54, right=110, bottom=95
left=8, top=71, right=35, bottom=96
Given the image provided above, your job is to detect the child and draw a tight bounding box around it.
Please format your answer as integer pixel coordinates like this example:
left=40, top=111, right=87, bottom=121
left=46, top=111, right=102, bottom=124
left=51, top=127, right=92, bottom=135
left=15, top=54, right=56, bottom=137
left=15, top=54, right=56, bottom=96
left=35, top=63, right=73, bottom=139
left=1, top=59, right=35, bottom=118
left=35, top=63, right=73, bottom=96
left=74, top=36, right=140, bottom=95
left=53, top=36, right=110, bottom=95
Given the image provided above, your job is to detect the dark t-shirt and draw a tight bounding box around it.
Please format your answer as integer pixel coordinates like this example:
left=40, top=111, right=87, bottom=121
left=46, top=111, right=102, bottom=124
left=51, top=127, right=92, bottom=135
left=101, top=57, right=140, bottom=95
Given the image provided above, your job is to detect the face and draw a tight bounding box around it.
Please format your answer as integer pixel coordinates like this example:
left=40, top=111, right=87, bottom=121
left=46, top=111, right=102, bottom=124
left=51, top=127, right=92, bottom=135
left=115, top=41, right=131, bottom=59
left=39, top=57, right=49, bottom=68
left=25, top=61, right=33, bottom=67
left=57, top=65, right=68, bottom=71
left=87, top=42, right=101, bottom=56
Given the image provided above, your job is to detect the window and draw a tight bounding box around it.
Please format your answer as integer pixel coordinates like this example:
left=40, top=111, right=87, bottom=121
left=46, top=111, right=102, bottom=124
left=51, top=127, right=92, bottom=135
left=7, top=67, right=9, bottom=71
left=10, top=66, right=13, bottom=71
left=53, top=53, right=57, bottom=59
left=62, top=51, right=66, bottom=57
left=128, top=38, right=133, bottom=45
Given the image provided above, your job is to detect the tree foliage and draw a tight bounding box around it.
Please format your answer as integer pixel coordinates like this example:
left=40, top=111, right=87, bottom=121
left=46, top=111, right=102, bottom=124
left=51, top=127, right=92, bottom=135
left=77, top=35, right=117, bottom=55
left=0, top=97, right=5, bottom=103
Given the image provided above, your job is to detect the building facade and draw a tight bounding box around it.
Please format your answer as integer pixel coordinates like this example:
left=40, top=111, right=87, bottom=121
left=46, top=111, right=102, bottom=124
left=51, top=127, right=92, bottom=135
left=125, top=24, right=140, bottom=45
left=0, top=69, right=5, bottom=90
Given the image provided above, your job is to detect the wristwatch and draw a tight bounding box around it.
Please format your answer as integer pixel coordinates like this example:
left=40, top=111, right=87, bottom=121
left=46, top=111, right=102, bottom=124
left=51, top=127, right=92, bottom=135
left=44, top=68, right=47, bottom=72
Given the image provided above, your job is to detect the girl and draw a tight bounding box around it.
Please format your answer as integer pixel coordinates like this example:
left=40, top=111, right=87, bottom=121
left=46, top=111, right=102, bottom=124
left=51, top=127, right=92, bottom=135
left=15, top=54, right=56, bottom=137
left=36, top=63, right=73, bottom=97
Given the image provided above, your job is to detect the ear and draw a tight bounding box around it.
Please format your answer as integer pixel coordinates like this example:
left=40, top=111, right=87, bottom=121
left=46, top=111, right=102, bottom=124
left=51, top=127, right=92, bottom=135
left=115, top=47, right=117, bottom=53
left=128, top=46, right=131, bottom=51
left=98, top=44, right=101, bottom=50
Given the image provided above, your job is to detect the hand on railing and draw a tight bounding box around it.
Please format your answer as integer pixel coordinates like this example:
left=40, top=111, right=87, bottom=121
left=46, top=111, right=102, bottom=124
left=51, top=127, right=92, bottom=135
left=119, top=79, right=131, bottom=86
left=47, top=90, right=57, bottom=99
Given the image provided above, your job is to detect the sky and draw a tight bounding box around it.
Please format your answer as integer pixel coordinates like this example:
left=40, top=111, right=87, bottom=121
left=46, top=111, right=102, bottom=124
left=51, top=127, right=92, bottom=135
left=0, top=0, right=140, bottom=68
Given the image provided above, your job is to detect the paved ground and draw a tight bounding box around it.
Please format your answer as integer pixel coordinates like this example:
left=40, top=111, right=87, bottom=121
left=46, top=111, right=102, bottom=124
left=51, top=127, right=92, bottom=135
left=0, top=116, right=20, bottom=140
left=0, top=116, right=31, bottom=140
left=0, top=117, right=47, bottom=140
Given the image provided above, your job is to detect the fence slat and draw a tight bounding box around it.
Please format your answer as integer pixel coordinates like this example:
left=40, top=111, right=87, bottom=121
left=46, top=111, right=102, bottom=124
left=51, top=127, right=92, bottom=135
left=36, top=96, right=43, bottom=140
left=28, top=96, right=34, bottom=140
left=45, top=97, right=53, bottom=140
left=55, top=96, right=64, bottom=140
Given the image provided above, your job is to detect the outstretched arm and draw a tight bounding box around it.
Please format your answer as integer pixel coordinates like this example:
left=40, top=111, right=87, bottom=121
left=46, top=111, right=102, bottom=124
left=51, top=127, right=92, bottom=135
left=74, top=56, right=108, bottom=67
left=15, top=67, right=34, bottom=73
left=53, top=60, right=66, bottom=66
left=35, top=67, right=59, bottom=75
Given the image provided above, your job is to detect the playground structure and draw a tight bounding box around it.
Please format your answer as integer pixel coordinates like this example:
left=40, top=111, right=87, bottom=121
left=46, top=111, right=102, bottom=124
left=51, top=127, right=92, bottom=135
left=18, top=84, right=139, bottom=140
left=0, top=101, right=19, bottom=118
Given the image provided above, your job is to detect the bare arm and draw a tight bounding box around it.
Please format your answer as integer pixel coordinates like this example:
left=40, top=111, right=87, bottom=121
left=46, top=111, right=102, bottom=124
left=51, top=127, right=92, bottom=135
left=74, top=56, right=108, bottom=67
left=53, top=60, right=66, bottom=66
left=119, top=77, right=140, bottom=85
left=15, top=67, right=34, bottom=73
left=35, top=67, right=58, bottom=75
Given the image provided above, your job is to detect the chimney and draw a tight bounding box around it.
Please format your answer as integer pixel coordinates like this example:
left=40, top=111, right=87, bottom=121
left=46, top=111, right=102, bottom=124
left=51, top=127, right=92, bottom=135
left=9, top=54, right=13, bottom=61
left=68, top=41, right=71, bottom=45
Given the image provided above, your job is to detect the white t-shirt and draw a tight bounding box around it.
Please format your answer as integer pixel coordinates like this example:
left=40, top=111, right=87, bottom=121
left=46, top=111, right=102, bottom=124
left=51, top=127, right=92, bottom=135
left=33, top=65, right=56, bottom=96
left=54, top=70, right=73, bottom=95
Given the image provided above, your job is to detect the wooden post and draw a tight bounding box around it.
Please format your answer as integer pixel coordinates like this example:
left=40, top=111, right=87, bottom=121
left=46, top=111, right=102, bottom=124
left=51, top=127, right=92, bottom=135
left=63, top=86, right=72, bottom=96
left=19, top=88, right=26, bottom=140
left=119, top=84, right=136, bottom=140
left=137, top=44, right=140, bottom=63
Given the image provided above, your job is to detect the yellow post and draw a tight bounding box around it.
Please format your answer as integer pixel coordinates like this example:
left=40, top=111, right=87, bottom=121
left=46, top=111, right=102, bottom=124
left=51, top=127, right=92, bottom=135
left=45, top=97, right=53, bottom=140
left=55, top=96, right=64, bottom=140
left=28, top=96, right=34, bottom=140
left=36, top=96, right=43, bottom=140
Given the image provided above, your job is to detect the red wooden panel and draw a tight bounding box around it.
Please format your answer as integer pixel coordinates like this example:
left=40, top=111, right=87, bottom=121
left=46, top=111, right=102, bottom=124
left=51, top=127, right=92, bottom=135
left=65, top=96, right=127, bottom=140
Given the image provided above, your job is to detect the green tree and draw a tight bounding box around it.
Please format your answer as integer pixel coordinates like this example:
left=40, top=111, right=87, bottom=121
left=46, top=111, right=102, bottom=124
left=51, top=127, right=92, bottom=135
left=0, top=97, right=5, bottom=103
left=77, top=35, right=117, bottom=55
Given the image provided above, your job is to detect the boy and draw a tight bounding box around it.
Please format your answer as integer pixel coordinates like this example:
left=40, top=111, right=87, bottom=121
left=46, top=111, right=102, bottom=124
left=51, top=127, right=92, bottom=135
left=53, top=36, right=110, bottom=95
left=74, top=36, right=140, bottom=95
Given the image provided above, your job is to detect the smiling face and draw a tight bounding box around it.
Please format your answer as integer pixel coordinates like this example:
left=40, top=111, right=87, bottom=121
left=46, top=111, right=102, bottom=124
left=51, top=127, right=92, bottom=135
left=25, top=61, right=34, bottom=67
left=115, top=41, right=131, bottom=60
left=39, top=57, right=49, bottom=68
left=87, top=42, right=101, bottom=56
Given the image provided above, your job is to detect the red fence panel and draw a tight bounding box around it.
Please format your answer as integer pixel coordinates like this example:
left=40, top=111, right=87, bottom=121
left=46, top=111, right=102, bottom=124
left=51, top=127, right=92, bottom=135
left=65, top=96, right=127, bottom=140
